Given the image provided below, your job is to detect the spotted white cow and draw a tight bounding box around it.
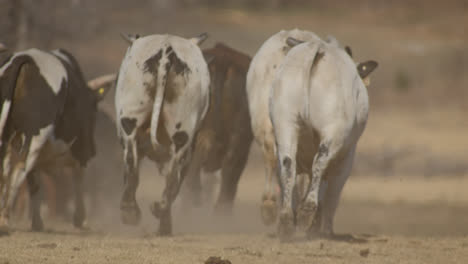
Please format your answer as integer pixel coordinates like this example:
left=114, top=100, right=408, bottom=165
left=269, top=37, right=377, bottom=241
left=0, top=48, right=115, bottom=231
left=115, top=33, right=210, bottom=236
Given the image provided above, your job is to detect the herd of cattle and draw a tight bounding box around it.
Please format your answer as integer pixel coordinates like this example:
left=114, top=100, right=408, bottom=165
left=0, top=28, right=377, bottom=241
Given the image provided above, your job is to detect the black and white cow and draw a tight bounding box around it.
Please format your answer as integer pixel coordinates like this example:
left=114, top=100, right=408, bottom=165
left=0, top=48, right=115, bottom=231
left=115, top=33, right=210, bottom=235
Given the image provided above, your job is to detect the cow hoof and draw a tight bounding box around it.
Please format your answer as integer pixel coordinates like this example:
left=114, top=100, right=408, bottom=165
left=31, top=218, right=44, bottom=232
left=261, top=196, right=277, bottom=226
left=277, top=210, right=295, bottom=242
left=156, top=227, right=172, bottom=237
left=305, top=224, right=321, bottom=239
left=120, top=203, right=141, bottom=226
left=73, top=211, right=86, bottom=229
left=150, top=201, right=167, bottom=219
left=296, top=200, right=317, bottom=229
left=0, top=219, right=10, bottom=237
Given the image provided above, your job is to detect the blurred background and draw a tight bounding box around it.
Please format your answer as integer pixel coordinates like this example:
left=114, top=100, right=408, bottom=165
left=1, top=0, right=467, bottom=236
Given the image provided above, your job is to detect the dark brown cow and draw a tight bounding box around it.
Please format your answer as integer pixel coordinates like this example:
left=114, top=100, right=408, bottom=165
left=181, top=43, right=254, bottom=212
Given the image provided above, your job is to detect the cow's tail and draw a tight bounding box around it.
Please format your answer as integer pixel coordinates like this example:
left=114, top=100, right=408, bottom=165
left=150, top=46, right=173, bottom=150
left=0, top=56, right=32, bottom=147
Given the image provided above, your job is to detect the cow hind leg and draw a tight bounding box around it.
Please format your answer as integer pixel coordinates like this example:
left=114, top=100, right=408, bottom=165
left=26, top=170, right=43, bottom=231
left=120, top=138, right=141, bottom=225
left=151, top=129, right=192, bottom=236
left=315, top=146, right=355, bottom=238
left=72, top=166, right=87, bottom=229
left=214, top=146, right=250, bottom=214
left=151, top=155, right=188, bottom=236
left=297, top=136, right=343, bottom=234
left=260, top=138, right=279, bottom=226
left=274, top=125, right=299, bottom=242
left=8, top=127, right=53, bottom=231
left=180, top=151, right=203, bottom=208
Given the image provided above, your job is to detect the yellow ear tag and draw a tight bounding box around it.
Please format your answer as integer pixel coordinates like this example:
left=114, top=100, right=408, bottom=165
left=363, top=77, right=371, bottom=86
left=98, top=87, right=105, bottom=95
left=362, top=65, right=367, bottom=71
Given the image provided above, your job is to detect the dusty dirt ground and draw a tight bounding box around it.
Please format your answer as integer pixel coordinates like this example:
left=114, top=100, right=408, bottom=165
left=1, top=3, right=468, bottom=264
left=1, top=109, right=468, bottom=264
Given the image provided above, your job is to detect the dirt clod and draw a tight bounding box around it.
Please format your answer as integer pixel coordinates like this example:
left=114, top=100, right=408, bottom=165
left=37, top=243, right=57, bottom=249
left=360, top=248, right=370, bottom=257
left=205, top=256, right=232, bottom=264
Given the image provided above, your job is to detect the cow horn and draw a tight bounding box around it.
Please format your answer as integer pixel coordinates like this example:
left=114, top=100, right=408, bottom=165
left=0, top=43, right=7, bottom=53
left=325, top=35, right=340, bottom=47
left=190, top=32, right=208, bottom=45
left=286, top=37, right=304, bottom=47
left=87, top=74, right=116, bottom=90
left=120, top=33, right=140, bottom=45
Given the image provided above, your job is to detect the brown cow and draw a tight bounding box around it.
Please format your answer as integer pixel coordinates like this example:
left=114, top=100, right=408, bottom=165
left=181, top=43, right=254, bottom=212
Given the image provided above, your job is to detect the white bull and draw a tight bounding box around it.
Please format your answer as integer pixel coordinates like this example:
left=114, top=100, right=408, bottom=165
left=246, top=29, right=322, bottom=226
left=270, top=37, right=377, bottom=241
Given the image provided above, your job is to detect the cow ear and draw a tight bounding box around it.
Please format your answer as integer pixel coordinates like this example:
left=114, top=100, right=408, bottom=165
left=87, top=74, right=117, bottom=101
left=357, top=60, right=378, bottom=79
left=286, top=37, right=304, bottom=47
left=120, top=33, right=140, bottom=45
left=344, top=46, right=353, bottom=57
left=190, top=32, right=208, bottom=46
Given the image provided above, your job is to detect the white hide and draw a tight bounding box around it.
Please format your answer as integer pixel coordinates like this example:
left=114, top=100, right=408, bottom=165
left=0, top=49, right=67, bottom=95
left=247, top=29, right=321, bottom=148
left=270, top=39, right=369, bottom=235
left=246, top=29, right=322, bottom=208
left=115, top=34, right=210, bottom=144
left=0, top=100, right=11, bottom=147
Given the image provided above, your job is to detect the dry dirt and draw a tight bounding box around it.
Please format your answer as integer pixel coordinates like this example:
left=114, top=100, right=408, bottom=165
left=1, top=109, right=468, bottom=264
left=1, top=3, right=468, bottom=264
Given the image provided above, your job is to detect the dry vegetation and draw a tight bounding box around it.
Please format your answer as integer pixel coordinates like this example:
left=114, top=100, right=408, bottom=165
left=0, top=0, right=467, bottom=263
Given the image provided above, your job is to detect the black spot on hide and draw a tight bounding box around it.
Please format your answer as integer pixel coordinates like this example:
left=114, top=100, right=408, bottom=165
left=168, top=50, right=191, bottom=76
left=317, top=143, right=329, bottom=158
left=172, top=131, right=188, bottom=153
left=144, top=50, right=163, bottom=75
left=283, top=157, right=292, bottom=170
left=121, top=117, right=137, bottom=135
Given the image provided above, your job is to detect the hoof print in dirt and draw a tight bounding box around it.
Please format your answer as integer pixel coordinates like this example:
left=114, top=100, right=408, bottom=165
left=360, top=248, right=370, bottom=257
left=205, top=256, right=232, bottom=264
left=0, top=229, right=10, bottom=237
left=37, top=243, right=57, bottom=249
